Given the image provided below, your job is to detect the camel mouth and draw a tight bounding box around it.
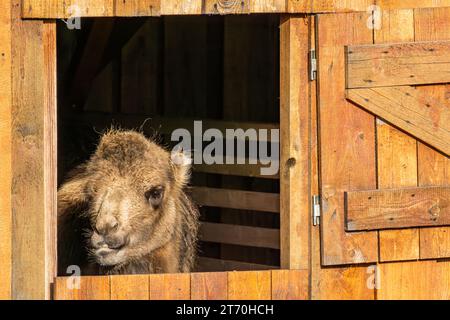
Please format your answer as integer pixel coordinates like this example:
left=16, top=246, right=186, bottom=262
left=94, top=246, right=126, bottom=266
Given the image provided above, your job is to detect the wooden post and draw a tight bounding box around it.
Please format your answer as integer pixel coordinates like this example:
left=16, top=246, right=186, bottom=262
left=279, top=15, right=311, bottom=270
left=0, top=0, right=12, bottom=300
left=11, top=1, right=57, bottom=299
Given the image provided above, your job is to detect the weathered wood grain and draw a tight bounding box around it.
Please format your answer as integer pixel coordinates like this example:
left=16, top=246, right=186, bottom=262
left=289, top=0, right=375, bottom=13
left=54, top=276, right=110, bottom=300
left=115, top=0, right=160, bottom=16
left=378, top=0, right=450, bottom=10
left=346, top=40, right=450, bottom=88
left=415, top=7, right=450, bottom=260
left=195, top=257, right=277, bottom=272
left=110, top=275, right=149, bottom=300
left=149, top=273, right=190, bottom=300
left=271, top=270, right=309, bottom=300
left=0, top=0, right=12, bottom=300
left=191, top=272, right=227, bottom=300
left=22, top=0, right=114, bottom=18
left=250, top=0, right=286, bottom=12
left=312, top=266, right=375, bottom=300
left=199, top=222, right=280, bottom=249
left=228, top=271, right=271, bottom=300
left=20, top=0, right=450, bottom=17
left=374, top=9, right=419, bottom=262
left=346, top=186, right=450, bottom=230
left=280, top=15, right=311, bottom=269
left=379, top=229, right=419, bottom=262
left=190, top=187, right=279, bottom=213
left=161, top=0, right=202, bottom=14
left=203, top=0, right=249, bottom=14
left=11, top=1, right=57, bottom=299
left=43, top=21, right=58, bottom=297
left=318, top=12, right=378, bottom=266
left=347, top=85, right=450, bottom=157
left=378, top=260, right=450, bottom=299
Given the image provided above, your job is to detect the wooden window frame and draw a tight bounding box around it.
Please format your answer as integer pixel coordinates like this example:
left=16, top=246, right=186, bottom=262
left=4, top=4, right=314, bottom=298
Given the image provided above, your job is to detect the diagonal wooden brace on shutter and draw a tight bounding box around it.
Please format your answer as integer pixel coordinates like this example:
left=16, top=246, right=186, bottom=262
left=347, top=86, right=450, bottom=156
left=345, top=186, right=450, bottom=231
left=345, top=40, right=450, bottom=157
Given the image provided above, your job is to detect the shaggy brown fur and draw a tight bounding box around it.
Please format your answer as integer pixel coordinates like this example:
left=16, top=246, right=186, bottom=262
left=57, top=129, right=199, bottom=275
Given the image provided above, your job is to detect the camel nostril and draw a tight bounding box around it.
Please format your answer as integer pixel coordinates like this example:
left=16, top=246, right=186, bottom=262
left=111, top=221, right=119, bottom=232
left=95, top=216, right=120, bottom=235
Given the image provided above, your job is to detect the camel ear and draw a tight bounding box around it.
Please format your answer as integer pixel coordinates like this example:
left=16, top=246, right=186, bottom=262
left=57, top=166, right=90, bottom=217
left=57, top=166, right=91, bottom=275
left=170, top=150, right=192, bottom=188
left=58, top=178, right=89, bottom=215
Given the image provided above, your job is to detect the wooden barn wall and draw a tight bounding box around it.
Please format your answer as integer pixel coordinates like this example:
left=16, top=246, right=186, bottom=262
left=1, top=2, right=449, bottom=299
left=377, top=7, right=450, bottom=299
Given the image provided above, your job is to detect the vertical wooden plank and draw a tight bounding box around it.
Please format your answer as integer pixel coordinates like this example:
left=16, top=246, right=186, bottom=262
left=279, top=15, right=311, bottom=270
left=149, top=274, right=190, bottom=300
left=11, top=0, right=57, bottom=299
left=53, top=276, right=111, bottom=300
left=312, top=266, right=375, bottom=300
left=374, top=9, right=419, bottom=262
left=0, top=0, right=12, bottom=300
left=110, top=275, right=149, bottom=300
left=312, top=14, right=374, bottom=300
left=22, top=0, right=114, bottom=18
left=43, top=20, right=58, bottom=299
left=191, top=272, right=227, bottom=300
left=318, top=12, right=378, bottom=266
left=271, top=270, right=309, bottom=300
left=121, top=19, right=162, bottom=115
left=114, top=0, right=160, bottom=16
left=415, top=7, right=450, bottom=259
left=228, top=271, right=271, bottom=300
left=378, top=260, right=450, bottom=299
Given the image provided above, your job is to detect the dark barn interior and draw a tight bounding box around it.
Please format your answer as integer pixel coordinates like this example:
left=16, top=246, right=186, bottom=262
left=57, top=15, right=281, bottom=274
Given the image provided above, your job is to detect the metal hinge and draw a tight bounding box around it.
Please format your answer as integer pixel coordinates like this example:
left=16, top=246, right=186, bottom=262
left=309, top=49, right=317, bottom=81
left=313, top=195, right=321, bottom=226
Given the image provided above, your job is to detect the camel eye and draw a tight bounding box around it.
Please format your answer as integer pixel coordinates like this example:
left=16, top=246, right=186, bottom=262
left=145, top=187, right=164, bottom=207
